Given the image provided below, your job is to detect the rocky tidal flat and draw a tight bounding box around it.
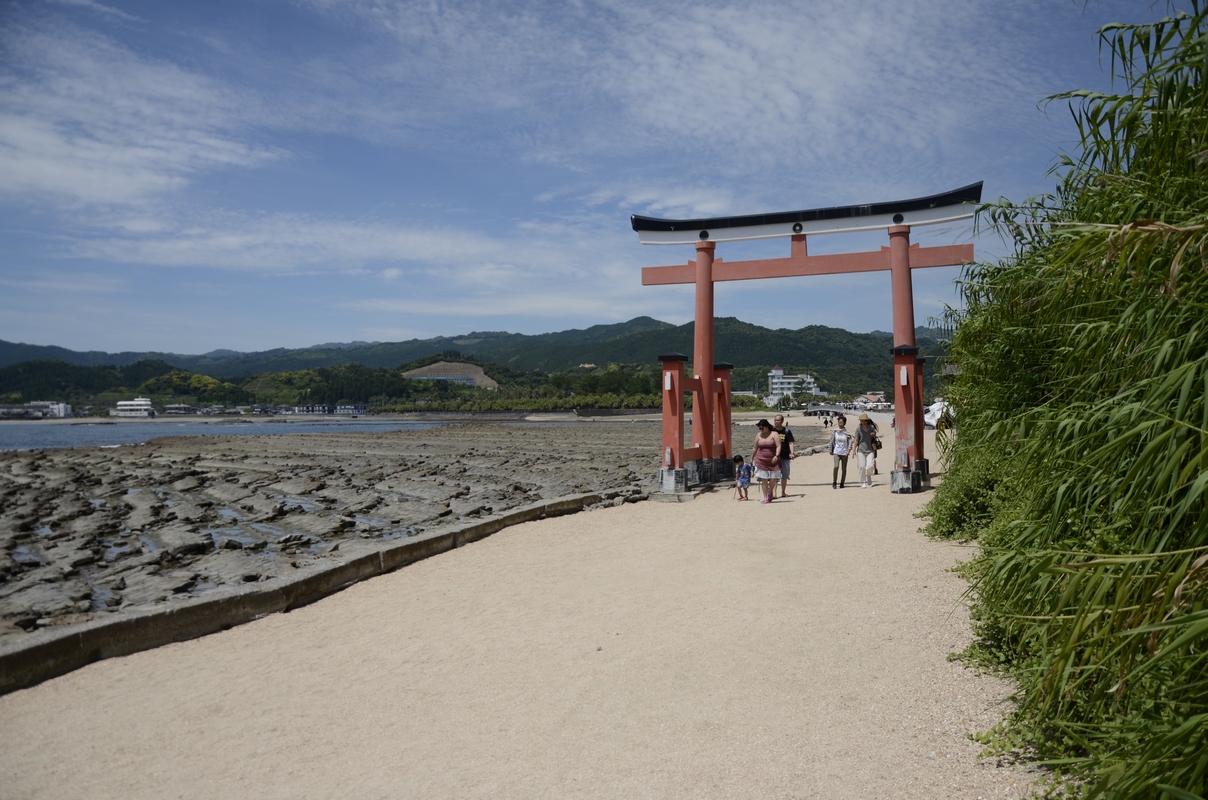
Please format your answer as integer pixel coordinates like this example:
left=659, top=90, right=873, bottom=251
left=0, top=422, right=668, bottom=641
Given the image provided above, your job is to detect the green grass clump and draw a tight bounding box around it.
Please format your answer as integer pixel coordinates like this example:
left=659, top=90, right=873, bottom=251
left=923, top=5, right=1208, bottom=796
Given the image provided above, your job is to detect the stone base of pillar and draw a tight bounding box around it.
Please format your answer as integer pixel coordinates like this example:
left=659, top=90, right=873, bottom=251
left=658, top=458, right=735, bottom=494
left=915, top=457, right=932, bottom=490
left=659, top=467, right=688, bottom=493
left=685, top=458, right=733, bottom=486
left=891, top=469, right=923, bottom=494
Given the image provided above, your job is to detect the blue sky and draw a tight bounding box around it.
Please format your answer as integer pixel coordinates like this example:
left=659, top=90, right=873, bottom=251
left=0, top=0, right=1147, bottom=354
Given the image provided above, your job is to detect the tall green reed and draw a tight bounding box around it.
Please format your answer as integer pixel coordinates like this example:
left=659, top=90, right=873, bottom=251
left=925, top=4, right=1208, bottom=796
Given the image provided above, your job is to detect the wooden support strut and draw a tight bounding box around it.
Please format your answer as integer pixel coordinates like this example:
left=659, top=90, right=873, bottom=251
left=659, top=354, right=733, bottom=469
left=642, top=238, right=973, bottom=286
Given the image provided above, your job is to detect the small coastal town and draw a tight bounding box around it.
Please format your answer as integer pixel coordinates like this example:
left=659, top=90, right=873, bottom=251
left=0, top=362, right=896, bottom=421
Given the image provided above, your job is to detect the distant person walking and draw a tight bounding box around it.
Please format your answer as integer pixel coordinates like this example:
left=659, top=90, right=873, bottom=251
left=829, top=414, right=853, bottom=489
left=750, top=419, right=781, bottom=504
left=855, top=413, right=877, bottom=488
left=772, top=414, right=796, bottom=498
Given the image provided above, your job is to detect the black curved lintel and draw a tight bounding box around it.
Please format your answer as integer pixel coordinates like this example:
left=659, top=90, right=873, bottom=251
left=630, top=182, right=982, bottom=233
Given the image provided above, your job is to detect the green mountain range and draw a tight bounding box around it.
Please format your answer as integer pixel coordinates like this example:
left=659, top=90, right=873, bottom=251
left=0, top=316, right=942, bottom=377
left=0, top=317, right=947, bottom=397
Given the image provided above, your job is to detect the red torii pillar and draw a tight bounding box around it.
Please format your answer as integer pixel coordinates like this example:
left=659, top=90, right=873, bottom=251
left=658, top=352, right=732, bottom=488
left=644, top=229, right=972, bottom=492
left=693, top=240, right=716, bottom=468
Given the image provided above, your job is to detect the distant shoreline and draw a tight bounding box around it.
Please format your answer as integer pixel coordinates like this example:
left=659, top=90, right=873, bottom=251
left=0, top=407, right=896, bottom=430
left=0, top=413, right=532, bottom=426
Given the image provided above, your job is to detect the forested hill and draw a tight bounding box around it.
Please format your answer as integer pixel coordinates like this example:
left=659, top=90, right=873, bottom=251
left=0, top=317, right=944, bottom=386
left=0, top=317, right=673, bottom=377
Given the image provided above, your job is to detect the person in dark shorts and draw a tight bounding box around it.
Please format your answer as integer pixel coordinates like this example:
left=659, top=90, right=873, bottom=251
left=772, top=414, right=796, bottom=498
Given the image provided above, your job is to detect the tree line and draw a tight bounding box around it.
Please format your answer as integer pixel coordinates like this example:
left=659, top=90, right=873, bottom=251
left=1, top=318, right=949, bottom=394
left=0, top=354, right=667, bottom=411
left=1, top=348, right=945, bottom=413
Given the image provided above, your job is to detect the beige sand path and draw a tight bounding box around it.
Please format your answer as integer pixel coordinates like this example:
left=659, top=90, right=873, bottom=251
left=0, top=428, right=1037, bottom=798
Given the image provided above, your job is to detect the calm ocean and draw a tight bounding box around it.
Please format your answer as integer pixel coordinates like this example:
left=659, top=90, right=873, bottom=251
left=0, top=419, right=443, bottom=452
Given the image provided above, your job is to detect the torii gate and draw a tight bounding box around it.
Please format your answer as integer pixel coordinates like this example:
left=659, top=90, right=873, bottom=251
left=633, top=182, right=981, bottom=494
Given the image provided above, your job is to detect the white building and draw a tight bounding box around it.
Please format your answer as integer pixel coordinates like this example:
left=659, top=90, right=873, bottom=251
left=767, top=366, right=822, bottom=400
left=0, top=401, right=72, bottom=419
left=111, top=398, right=156, bottom=417
left=853, top=392, right=889, bottom=408
left=26, top=401, right=72, bottom=418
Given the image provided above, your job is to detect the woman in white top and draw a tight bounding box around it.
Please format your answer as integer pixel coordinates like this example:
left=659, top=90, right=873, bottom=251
left=828, top=414, right=853, bottom=489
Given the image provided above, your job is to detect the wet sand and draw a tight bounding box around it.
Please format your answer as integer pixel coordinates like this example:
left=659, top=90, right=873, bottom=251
left=0, top=419, right=1040, bottom=798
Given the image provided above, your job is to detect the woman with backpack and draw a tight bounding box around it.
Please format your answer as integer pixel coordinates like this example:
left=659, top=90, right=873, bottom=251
left=855, top=413, right=879, bottom=488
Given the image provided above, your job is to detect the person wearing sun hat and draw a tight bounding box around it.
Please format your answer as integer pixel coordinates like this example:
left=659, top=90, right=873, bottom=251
left=854, top=413, right=877, bottom=488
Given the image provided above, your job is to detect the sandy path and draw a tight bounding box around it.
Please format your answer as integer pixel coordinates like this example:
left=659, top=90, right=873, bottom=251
left=0, top=427, right=1037, bottom=798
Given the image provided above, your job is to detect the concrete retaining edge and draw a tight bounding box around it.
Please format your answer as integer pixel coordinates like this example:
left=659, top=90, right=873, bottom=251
left=0, top=492, right=605, bottom=696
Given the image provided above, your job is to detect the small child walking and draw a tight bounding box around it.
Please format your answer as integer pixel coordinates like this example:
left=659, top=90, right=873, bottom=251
left=733, top=454, right=754, bottom=501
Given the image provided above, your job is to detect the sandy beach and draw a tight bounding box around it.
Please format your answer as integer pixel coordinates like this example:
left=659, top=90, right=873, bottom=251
left=0, top=417, right=1039, bottom=798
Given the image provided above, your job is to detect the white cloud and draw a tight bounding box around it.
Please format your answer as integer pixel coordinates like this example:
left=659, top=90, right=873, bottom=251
left=0, top=0, right=1132, bottom=352
left=295, top=0, right=1053, bottom=192
left=64, top=211, right=583, bottom=272
left=47, top=207, right=653, bottom=327
left=44, top=0, right=139, bottom=22
left=582, top=183, right=738, bottom=219
left=0, top=270, right=124, bottom=294
left=1, top=0, right=1075, bottom=223
left=346, top=291, right=637, bottom=320
left=0, top=13, right=282, bottom=210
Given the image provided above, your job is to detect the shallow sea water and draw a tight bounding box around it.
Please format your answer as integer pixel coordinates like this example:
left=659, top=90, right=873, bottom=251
left=0, top=419, right=443, bottom=452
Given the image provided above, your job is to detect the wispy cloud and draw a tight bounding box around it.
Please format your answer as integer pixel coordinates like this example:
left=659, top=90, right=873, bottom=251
left=3, top=0, right=1068, bottom=223
left=580, top=183, right=738, bottom=219
left=298, top=0, right=1054, bottom=204
left=0, top=270, right=124, bottom=293
left=0, top=0, right=1127, bottom=352
left=0, top=12, right=281, bottom=210
left=45, top=0, right=139, bottom=22
left=346, top=290, right=647, bottom=320
left=61, top=209, right=629, bottom=275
